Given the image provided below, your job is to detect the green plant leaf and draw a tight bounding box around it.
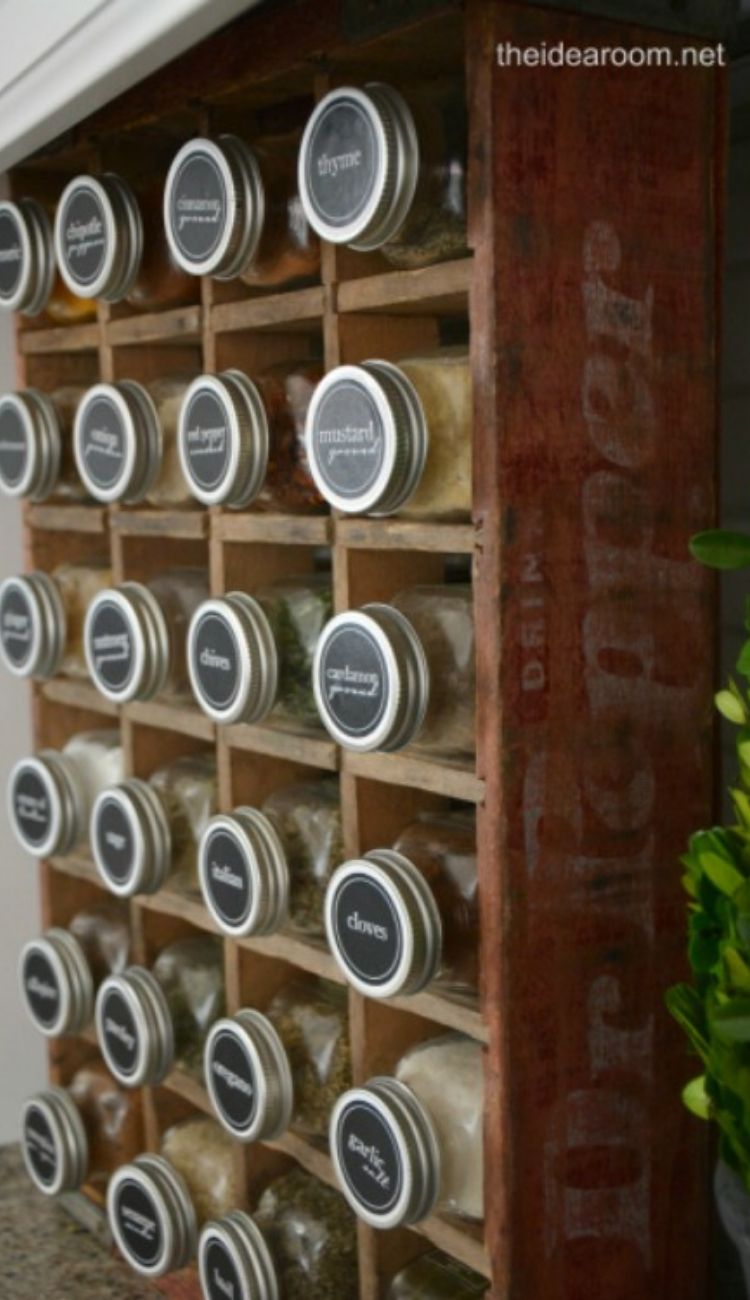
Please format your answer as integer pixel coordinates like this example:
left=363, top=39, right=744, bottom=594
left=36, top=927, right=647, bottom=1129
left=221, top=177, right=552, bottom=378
left=712, top=998, right=750, bottom=1042
left=701, top=852, right=745, bottom=898
left=717, top=689, right=748, bottom=726
left=666, top=984, right=710, bottom=1061
left=732, top=789, right=750, bottom=831
left=725, top=946, right=750, bottom=992
left=691, top=530, right=750, bottom=570
left=682, top=1075, right=712, bottom=1120
left=739, top=640, right=750, bottom=679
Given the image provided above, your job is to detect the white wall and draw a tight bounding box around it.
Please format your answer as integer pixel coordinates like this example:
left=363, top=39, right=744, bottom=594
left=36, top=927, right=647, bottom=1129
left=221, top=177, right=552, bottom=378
left=0, top=179, right=45, bottom=1141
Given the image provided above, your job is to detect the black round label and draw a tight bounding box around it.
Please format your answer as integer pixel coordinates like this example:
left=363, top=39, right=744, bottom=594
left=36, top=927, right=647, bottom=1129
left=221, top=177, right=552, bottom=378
left=333, top=874, right=402, bottom=986
left=0, top=401, right=29, bottom=490
left=94, top=796, right=136, bottom=885
left=0, top=209, right=24, bottom=299
left=23, top=1105, right=58, bottom=1187
left=12, top=766, right=52, bottom=848
left=182, top=389, right=231, bottom=492
left=100, top=987, right=140, bottom=1077
left=204, top=1238, right=244, bottom=1300
left=0, top=584, right=34, bottom=668
left=22, top=949, right=62, bottom=1029
left=192, top=613, right=240, bottom=711
left=208, top=1028, right=257, bottom=1132
left=115, top=1178, right=163, bottom=1268
left=78, top=395, right=127, bottom=491
left=337, top=1100, right=402, bottom=1215
left=203, top=829, right=251, bottom=926
left=60, top=186, right=107, bottom=288
left=87, top=600, right=135, bottom=694
left=169, top=152, right=227, bottom=264
left=311, top=380, right=386, bottom=501
left=318, top=624, right=388, bottom=738
left=305, top=98, right=379, bottom=229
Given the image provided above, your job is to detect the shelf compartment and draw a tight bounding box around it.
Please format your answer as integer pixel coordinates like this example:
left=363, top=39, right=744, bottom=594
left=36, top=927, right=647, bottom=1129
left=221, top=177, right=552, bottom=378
left=47, top=853, right=102, bottom=887
left=26, top=504, right=107, bottom=534
left=19, top=322, right=100, bottom=355
left=123, top=698, right=215, bottom=742
left=40, top=678, right=119, bottom=719
left=214, top=512, right=332, bottom=547
left=335, top=517, right=476, bottom=555
left=111, top=508, right=209, bottom=539
left=336, top=257, right=471, bottom=316
left=105, top=304, right=202, bottom=347
left=211, top=285, right=325, bottom=334
left=342, top=749, right=484, bottom=805
left=238, top=930, right=344, bottom=985
left=226, top=722, right=339, bottom=772
left=137, top=887, right=220, bottom=934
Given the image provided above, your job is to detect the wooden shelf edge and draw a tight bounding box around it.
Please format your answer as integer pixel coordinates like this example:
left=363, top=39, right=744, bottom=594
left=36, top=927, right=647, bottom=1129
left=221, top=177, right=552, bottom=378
left=106, top=304, right=202, bottom=347
left=137, top=888, right=220, bottom=932
left=124, top=699, right=215, bottom=741
left=391, top=988, right=488, bottom=1044
left=211, top=285, right=325, bottom=334
left=226, top=722, right=339, bottom=771
left=112, top=507, right=208, bottom=539
left=161, top=1069, right=214, bottom=1116
left=238, top=930, right=345, bottom=983
left=414, top=1214, right=490, bottom=1280
left=336, top=257, right=472, bottom=315
left=335, top=517, right=476, bottom=554
left=19, top=322, right=100, bottom=355
left=263, top=1129, right=335, bottom=1187
left=47, top=853, right=102, bottom=884
left=342, top=749, right=484, bottom=804
left=214, top=511, right=332, bottom=547
left=27, top=503, right=107, bottom=534
left=40, top=678, right=118, bottom=718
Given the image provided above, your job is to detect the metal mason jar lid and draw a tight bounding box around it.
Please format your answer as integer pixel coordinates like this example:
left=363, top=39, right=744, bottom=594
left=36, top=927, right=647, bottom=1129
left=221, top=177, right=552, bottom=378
left=312, top=602, right=429, bottom=752
left=19, top=927, right=95, bottom=1037
left=163, top=135, right=265, bottom=279
left=85, top=581, right=170, bottom=704
left=0, top=198, right=56, bottom=315
left=0, top=572, right=65, bottom=679
left=54, top=173, right=143, bottom=302
left=91, top=778, right=171, bottom=897
left=330, top=1076, right=441, bottom=1229
left=21, top=1087, right=88, bottom=1197
left=298, top=83, right=419, bottom=251
left=199, top=1211, right=278, bottom=1300
left=325, top=848, right=442, bottom=999
left=198, top=808, right=289, bottom=938
left=74, top=380, right=161, bottom=503
left=0, top=388, right=61, bottom=500
left=305, top=359, right=427, bottom=515
left=108, top=1153, right=197, bottom=1278
left=187, top=593, right=279, bottom=726
left=7, top=748, right=85, bottom=857
left=205, top=1009, right=293, bottom=1143
left=96, top=966, right=174, bottom=1087
left=178, top=370, right=269, bottom=508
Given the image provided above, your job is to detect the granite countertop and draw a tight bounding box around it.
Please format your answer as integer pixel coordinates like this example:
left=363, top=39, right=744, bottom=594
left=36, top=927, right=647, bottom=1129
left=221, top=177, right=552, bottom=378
left=0, top=1143, right=164, bottom=1300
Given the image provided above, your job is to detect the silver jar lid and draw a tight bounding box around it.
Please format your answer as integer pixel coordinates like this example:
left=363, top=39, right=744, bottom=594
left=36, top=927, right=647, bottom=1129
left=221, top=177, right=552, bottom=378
left=178, top=370, right=269, bottom=508
left=330, top=1076, right=440, bottom=1229
left=74, top=380, right=161, bottom=503
left=325, top=849, right=442, bottom=999
left=108, top=1153, right=197, bottom=1278
left=7, top=748, right=85, bottom=857
left=198, top=808, right=289, bottom=937
left=163, top=135, right=265, bottom=279
left=298, top=83, right=419, bottom=251
left=84, top=582, right=170, bottom=704
left=0, top=572, right=65, bottom=680
left=205, top=1009, right=293, bottom=1143
left=199, top=1212, right=279, bottom=1300
left=0, top=198, right=56, bottom=315
left=187, top=593, right=279, bottom=726
left=91, top=778, right=171, bottom=897
left=21, top=1087, right=88, bottom=1197
left=96, top=966, right=174, bottom=1087
left=0, top=388, right=61, bottom=500
left=54, top=173, right=143, bottom=302
left=19, top=927, right=94, bottom=1037
left=313, top=603, right=428, bottom=752
left=305, top=360, right=427, bottom=516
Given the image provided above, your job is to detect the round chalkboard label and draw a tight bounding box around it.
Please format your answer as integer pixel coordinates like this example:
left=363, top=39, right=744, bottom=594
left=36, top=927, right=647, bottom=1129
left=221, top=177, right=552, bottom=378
left=94, top=795, right=136, bottom=886
left=114, top=1178, right=164, bottom=1269
left=206, top=1028, right=257, bottom=1134
left=168, top=151, right=227, bottom=265
left=201, top=827, right=251, bottom=928
left=331, top=873, right=402, bottom=988
left=316, top=622, right=388, bottom=740
left=21, top=948, right=62, bottom=1030
left=181, top=388, right=231, bottom=493
left=191, top=612, right=240, bottom=713
left=308, top=378, right=386, bottom=503
left=86, top=599, right=135, bottom=695
left=303, top=97, right=379, bottom=232
left=0, top=400, right=30, bottom=491
left=0, top=582, right=34, bottom=669
left=202, top=1236, right=246, bottom=1300
left=336, top=1098, right=403, bottom=1216
left=59, top=185, right=107, bottom=288
left=77, top=393, right=128, bottom=493
left=99, top=986, right=140, bottom=1078
left=11, top=765, right=53, bottom=850
left=0, top=208, right=24, bottom=300
left=23, top=1104, right=58, bottom=1188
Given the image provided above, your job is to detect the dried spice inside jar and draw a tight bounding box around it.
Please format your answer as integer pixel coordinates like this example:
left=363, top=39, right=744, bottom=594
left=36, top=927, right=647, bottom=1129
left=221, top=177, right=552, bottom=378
left=254, top=361, right=324, bottom=512
left=19, top=900, right=130, bottom=1039
left=392, top=584, right=474, bottom=758
left=254, top=1168, right=359, bottom=1299
left=153, top=935, right=226, bottom=1079
left=386, top=1249, right=489, bottom=1299
left=55, top=560, right=112, bottom=678
left=68, top=902, right=131, bottom=986
left=262, top=778, right=343, bottom=936
left=398, top=350, right=470, bottom=519
left=267, top=978, right=351, bottom=1139
left=258, top=576, right=332, bottom=727
left=69, top=1063, right=143, bottom=1189
left=148, top=754, right=218, bottom=894
left=161, top=1116, right=242, bottom=1224
left=145, top=374, right=193, bottom=507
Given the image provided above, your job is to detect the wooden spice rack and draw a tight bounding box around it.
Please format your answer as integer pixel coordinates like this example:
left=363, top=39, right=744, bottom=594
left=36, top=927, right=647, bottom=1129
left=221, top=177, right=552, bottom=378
left=9, top=2, right=723, bottom=1299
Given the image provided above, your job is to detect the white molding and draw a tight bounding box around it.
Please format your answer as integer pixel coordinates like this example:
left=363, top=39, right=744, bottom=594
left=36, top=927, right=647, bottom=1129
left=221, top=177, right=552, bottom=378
left=0, top=0, right=262, bottom=172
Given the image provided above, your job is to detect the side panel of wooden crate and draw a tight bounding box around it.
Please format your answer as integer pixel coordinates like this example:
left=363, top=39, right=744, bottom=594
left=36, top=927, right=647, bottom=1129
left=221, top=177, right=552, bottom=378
left=468, top=5, right=722, bottom=1297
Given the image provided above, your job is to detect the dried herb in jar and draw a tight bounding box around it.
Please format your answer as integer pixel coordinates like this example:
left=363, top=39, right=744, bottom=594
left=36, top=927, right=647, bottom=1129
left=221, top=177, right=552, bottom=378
left=267, top=978, right=351, bottom=1139
left=161, top=1116, right=242, bottom=1224
left=254, top=1168, right=359, bottom=1299
left=261, top=778, right=343, bottom=936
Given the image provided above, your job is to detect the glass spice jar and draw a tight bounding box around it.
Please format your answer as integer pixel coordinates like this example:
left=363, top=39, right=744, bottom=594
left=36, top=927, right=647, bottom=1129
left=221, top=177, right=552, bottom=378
left=74, top=375, right=193, bottom=506
left=313, top=583, right=475, bottom=758
left=85, top=567, right=209, bottom=705
left=177, top=362, right=324, bottom=513
left=163, top=133, right=319, bottom=291
left=108, top=1152, right=197, bottom=1278
left=298, top=79, right=467, bottom=269
left=326, top=809, right=478, bottom=1000
left=19, top=900, right=130, bottom=1037
left=331, top=1032, right=484, bottom=1228
left=199, top=779, right=342, bottom=940
left=7, top=729, right=124, bottom=859
left=204, top=978, right=351, bottom=1144
left=0, top=560, right=111, bottom=681
left=198, top=1169, right=359, bottom=1300
left=96, top=934, right=225, bottom=1086
left=305, top=349, right=471, bottom=519
left=21, top=1073, right=142, bottom=1197
left=386, top=1250, right=489, bottom=1299
left=0, top=197, right=96, bottom=323
left=92, top=753, right=218, bottom=898
left=0, top=384, right=88, bottom=502
left=54, top=173, right=194, bottom=309
left=161, top=1116, right=243, bottom=1224
left=188, top=575, right=332, bottom=728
